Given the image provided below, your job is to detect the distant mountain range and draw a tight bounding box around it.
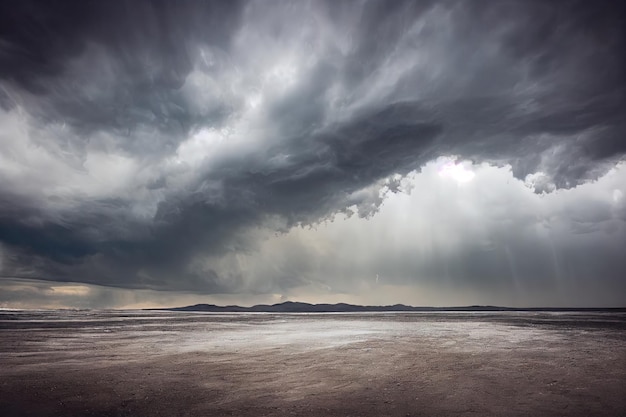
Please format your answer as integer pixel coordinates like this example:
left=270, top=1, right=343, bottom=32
left=156, top=301, right=625, bottom=313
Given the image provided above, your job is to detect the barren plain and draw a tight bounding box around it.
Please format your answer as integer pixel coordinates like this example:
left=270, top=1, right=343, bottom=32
left=1, top=310, right=625, bottom=416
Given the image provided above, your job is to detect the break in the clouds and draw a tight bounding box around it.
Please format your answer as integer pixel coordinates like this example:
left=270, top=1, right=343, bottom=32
left=0, top=0, right=624, bottom=307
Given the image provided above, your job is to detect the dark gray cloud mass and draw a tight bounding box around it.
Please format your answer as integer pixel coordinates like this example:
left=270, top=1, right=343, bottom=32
left=0, top=0, right=624, bottom=304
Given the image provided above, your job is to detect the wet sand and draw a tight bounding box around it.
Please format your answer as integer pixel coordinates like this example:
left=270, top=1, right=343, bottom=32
left=1, top=310, right=625, bottom=416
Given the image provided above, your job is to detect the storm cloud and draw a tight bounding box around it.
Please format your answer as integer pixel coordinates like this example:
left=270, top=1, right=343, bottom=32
left=0, top=0, right=624, bottom=306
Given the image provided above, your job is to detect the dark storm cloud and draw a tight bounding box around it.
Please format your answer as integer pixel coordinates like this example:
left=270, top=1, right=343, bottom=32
left=0, top=0, right=245, bottom=159
left=0, top=0, right=624, bottom=293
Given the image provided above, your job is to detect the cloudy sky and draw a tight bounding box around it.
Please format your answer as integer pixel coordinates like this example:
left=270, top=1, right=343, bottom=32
left=0, top=0, right=624, bottom=308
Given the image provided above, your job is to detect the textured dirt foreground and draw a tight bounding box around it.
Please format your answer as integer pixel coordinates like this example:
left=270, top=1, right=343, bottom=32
left=1, top=311, right=625, bottom=417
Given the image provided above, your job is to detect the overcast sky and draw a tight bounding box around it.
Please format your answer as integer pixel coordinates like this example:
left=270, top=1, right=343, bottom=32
left=0, top=0, right=624, bottom=308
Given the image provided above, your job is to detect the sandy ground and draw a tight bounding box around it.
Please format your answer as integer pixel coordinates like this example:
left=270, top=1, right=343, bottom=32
left=1, top=310, right=625, bottom=417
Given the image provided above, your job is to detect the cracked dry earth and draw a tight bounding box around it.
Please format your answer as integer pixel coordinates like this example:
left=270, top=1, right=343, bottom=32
left=1, top=311, right=625, bottom=416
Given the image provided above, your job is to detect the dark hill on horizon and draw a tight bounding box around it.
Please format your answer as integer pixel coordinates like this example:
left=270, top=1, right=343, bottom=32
left=153, top=301, right=626, bottom=313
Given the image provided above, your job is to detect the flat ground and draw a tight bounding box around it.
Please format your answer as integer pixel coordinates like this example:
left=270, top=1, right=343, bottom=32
left=1, top=310, right=625, bottom=417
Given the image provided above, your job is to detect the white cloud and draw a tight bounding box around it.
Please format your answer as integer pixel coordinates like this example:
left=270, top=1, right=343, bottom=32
left=190, top=158, right=626, bottom=306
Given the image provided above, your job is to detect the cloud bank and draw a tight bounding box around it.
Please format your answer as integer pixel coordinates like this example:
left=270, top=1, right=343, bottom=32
left=0, top=0, right=624, bottom=306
